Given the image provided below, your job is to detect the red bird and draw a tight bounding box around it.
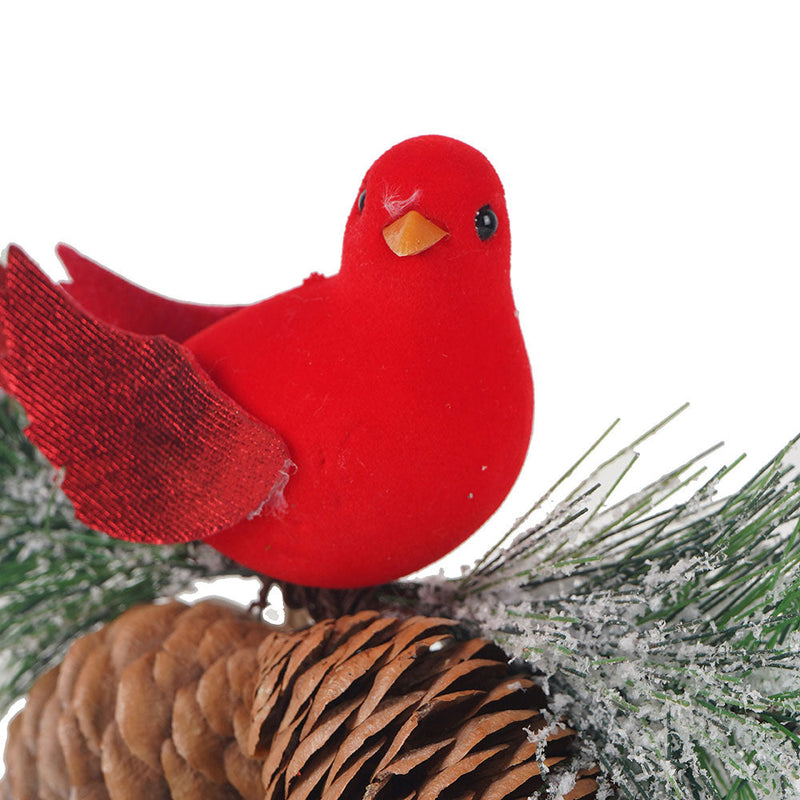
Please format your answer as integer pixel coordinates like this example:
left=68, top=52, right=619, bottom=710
left=0, top=135, right=533, bottom=588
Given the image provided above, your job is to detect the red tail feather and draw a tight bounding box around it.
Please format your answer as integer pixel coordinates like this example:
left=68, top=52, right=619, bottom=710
left=57, top=243, right=244, bottom=342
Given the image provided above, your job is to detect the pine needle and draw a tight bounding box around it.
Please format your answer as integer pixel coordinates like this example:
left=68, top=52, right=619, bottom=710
left=427, top=415, right=800, bottom=799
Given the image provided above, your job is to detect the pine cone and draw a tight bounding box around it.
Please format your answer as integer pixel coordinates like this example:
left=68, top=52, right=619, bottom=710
left=2, top=601, right=597, bottom=800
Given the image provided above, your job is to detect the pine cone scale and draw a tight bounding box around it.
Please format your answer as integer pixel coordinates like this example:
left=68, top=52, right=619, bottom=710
left=71, top=646, right=114, bottom=758
left=415, top=745, right=508, bottom=800
left=281, top=748, right=336, bottom=800
left=480, top=757, right=561, bottom=800
left=278, top=653, right=342, bottom=735
left=383, top=621, right=458, bottom=662
left=562, top=774, right=599, bottom=800
left=19, top=668, right=58, bottom=757
left=106, top=603, right=184, bottom=673
left=197, top=656, right=238, bottom=738
left=54, top=631, right=106, bottom=710
left=441, top=708, right=540, bottom=769
left=284, top=696, right=363, bottom=791
left=3, top=715, right=29, bottom=800
left=260, top=714, right=304, bottom=795
left=56, top=708, right=103, bottom=790
left=115, top=652, right=170, bottom=772
left=34, top=693, right=68, bottom=800
left=161, top=737, right=240, bottom=800
left=321, top=737, right=384, bottom=800
left=373, top=737, right=455, bottom=785
left=223, top=742, right=263, bottom=800
left=172, top=681, right=229, bottom=783
left=419, top=660, right=508, bottom=705
left=301, top=643, right=393, bottom=739
left=100, top=721, right=169, bottom=800
left=357, top=639, right=447, bottom=723
left=329, top=691, right=425, bottom=785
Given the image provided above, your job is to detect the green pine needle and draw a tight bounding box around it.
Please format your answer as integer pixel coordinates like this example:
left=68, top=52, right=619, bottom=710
left=423, top=409, right=800, bottom=799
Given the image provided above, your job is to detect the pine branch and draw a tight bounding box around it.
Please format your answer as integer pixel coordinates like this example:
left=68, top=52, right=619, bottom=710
left=4, top=388, right=800, bottom=798
left=0, top=395, right=253, bottom=718
left=421, top=411, right=800, bottom=799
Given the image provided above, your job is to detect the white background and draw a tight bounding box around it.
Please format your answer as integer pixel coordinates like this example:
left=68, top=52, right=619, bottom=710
left=1, top=1, right=799, bottom=774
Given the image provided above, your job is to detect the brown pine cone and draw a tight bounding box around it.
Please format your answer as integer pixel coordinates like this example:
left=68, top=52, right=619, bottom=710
left=2, top=601, right=597, bottom=800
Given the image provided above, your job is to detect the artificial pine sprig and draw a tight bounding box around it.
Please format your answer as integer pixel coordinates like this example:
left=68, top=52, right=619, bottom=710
left=0, top=395, right=252, bottom=718
left=4, top=390, right=800, bottom=799
left=432, top=410, right=800, bottom=800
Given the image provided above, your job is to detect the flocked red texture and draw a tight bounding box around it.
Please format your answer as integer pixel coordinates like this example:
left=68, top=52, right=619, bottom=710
left=0, top=246, right=291, bottom=544
left=0, top=136, right=533, bottom=588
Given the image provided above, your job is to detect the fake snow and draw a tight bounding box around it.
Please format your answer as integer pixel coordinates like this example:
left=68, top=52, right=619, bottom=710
left=421, top=424, right=800, bottom=799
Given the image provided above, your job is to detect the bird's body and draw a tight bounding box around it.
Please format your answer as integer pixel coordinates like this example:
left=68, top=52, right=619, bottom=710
left=189, top=257, right=531, bottom=585
left=0, top=136, right=533, bottom=588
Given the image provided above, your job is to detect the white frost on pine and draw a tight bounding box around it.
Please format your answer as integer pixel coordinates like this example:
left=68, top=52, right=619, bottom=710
left=546, top=769, right=576, bottom=800
left=438, top=432, right=800, bottom=799
left=463, top=578, right=800, bottom=798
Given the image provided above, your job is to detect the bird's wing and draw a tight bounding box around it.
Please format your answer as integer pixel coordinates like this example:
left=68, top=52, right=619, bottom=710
left=57, top=244, right=244, bottom=342
left=0, top=245, right=292, bottom=544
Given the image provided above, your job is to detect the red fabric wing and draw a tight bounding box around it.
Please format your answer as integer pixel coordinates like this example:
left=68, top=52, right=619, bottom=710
left=0, top=245, right=291, bottom=544
left=57, top=244, right=244, bottom=342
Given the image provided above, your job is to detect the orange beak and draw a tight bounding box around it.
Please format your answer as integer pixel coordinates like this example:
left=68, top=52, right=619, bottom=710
left=382, top=210, right=448, bottom=257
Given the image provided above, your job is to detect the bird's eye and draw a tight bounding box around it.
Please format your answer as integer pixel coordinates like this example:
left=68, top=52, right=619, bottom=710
left=475, top=205, right=498, bottom=240
left=357, top=190, right=366, bottom=213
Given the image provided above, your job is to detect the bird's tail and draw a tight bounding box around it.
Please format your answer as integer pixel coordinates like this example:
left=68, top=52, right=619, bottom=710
left=56, top=243, right=244, bottom=342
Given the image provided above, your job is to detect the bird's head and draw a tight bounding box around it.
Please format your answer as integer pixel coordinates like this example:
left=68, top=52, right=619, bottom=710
left=340, top=135, right=511, bottom=287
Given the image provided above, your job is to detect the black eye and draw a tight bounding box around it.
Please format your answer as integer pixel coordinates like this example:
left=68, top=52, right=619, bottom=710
left=357, top=190, right=366, bottom=212
left=475, top=205, right=498, bottom=240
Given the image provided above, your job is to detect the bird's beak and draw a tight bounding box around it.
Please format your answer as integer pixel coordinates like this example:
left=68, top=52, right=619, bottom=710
left=382, top=210, right=448, bottom=257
